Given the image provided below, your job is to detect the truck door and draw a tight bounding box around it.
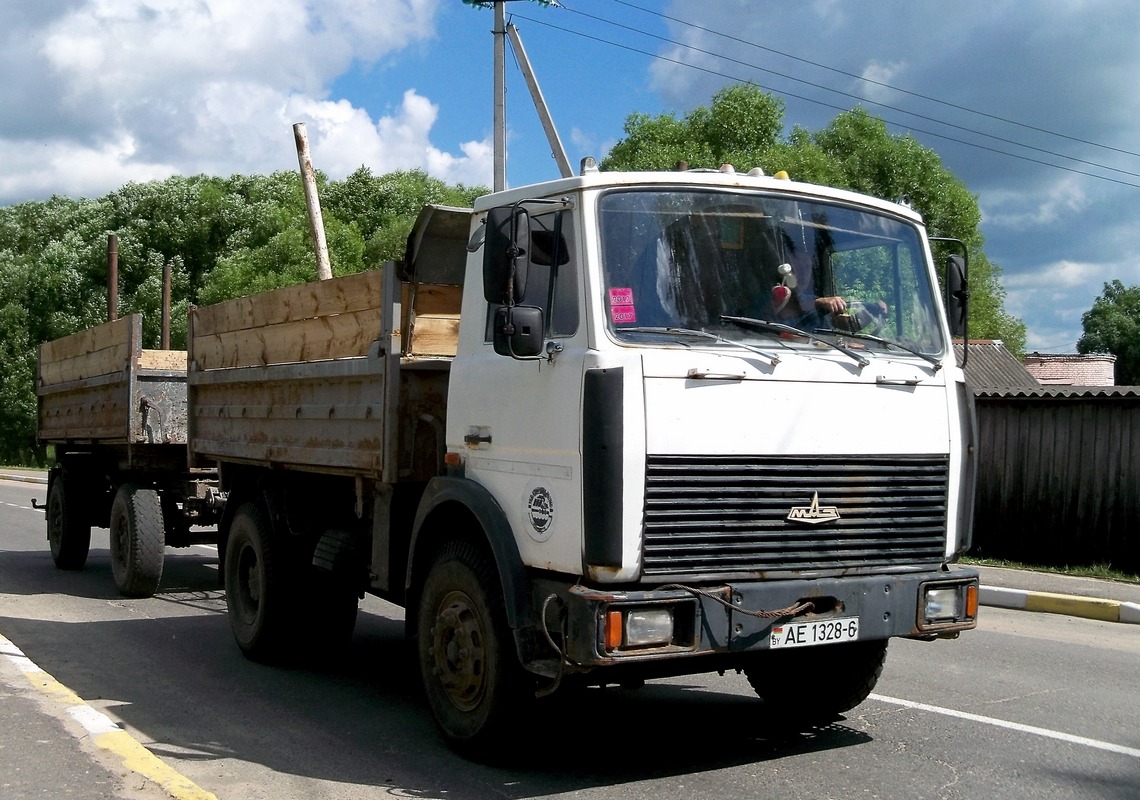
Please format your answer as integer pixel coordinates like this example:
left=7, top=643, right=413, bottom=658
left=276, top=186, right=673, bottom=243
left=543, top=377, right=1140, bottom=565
left=448, top=205, right=588, bottom=575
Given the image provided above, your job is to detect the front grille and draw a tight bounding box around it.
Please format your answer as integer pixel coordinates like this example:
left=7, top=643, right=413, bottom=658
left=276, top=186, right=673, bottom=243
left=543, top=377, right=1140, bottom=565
left=642, top=454, right=948, bottom=579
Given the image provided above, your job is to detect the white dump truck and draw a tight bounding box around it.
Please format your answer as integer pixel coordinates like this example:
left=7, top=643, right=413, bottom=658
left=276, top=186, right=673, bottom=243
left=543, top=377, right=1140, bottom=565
left=42, top=164, right=981, bottom=756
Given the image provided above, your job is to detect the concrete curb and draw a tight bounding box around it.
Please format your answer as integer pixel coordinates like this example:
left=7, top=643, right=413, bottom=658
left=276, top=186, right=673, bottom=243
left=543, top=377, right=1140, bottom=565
left=0, top=472, right=48, bottom=485
left=0, top=633, right=218, bottom=800
left=979, top=586, right=1140, bottom=625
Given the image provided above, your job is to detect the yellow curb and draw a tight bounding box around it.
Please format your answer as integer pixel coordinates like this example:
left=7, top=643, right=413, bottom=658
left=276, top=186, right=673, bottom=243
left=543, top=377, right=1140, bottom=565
left=95, top=729, right=218, bottom=800
left=2, top=634, right=217, bottom=800
left=1024, top=592, right=1122, bottom=623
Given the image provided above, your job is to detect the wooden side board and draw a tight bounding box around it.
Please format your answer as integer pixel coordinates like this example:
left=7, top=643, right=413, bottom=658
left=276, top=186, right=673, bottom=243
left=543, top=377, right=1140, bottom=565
left=37, top=314, right=189, bottom=444
left=402, top=283, right=462, bottom=358
left=189, top=271, right=384, bottom=371
left=38, top=316, right=138, bottom=388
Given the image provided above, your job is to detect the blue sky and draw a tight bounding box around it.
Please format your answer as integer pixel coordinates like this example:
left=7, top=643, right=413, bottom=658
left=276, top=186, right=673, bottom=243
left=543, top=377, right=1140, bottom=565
left=4, top=0, right=1140, bottom=355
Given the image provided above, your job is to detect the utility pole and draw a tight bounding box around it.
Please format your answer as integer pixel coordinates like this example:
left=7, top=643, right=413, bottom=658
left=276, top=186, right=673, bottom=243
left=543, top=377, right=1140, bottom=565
left=493, top=1, right=507, bottom=191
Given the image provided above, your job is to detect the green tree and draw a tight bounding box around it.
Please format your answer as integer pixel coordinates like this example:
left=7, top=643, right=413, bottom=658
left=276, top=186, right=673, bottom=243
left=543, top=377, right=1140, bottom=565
left=601, top=88, right=1027, bottom=355
left=323, top=167, right=486, bottom=268
left=1078, top=279, right=1140, bottom=384
left=0, top=168, right=486, bottom=463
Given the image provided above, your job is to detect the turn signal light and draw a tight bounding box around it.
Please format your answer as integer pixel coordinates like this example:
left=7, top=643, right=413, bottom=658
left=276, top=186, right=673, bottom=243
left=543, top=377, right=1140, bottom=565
left=605, top=610, right=623, bottom=650
left=966, top=583, right=979, bottom=618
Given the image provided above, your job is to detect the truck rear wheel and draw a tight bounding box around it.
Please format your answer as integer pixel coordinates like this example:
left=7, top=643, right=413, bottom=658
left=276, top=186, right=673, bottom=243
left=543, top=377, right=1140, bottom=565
left=224, top=502, right=289, bottom=662
left=745, top=639, right=888, bottom=721
left=47, top=472, right=91, bottom=570
left=417, top=540, right=529, bottom=757
left=109, top=484, right=166, bottom=597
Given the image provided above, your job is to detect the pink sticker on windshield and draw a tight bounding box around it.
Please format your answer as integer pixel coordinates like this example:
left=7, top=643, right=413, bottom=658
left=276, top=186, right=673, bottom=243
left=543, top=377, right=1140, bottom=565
left=609, top=287, right=636, bottom=324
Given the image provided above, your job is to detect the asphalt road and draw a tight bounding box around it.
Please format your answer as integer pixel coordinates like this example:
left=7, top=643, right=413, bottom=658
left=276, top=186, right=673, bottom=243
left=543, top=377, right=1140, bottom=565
left=2, top=477, right=1138, bottom=800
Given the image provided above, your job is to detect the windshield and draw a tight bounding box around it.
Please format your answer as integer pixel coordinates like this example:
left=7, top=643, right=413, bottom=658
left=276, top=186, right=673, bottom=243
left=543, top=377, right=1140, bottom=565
left=598, top=188, right=945, bottom=357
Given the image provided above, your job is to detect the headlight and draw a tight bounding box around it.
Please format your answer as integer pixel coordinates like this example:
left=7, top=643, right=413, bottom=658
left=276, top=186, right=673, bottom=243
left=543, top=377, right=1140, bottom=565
left=919, top=581, right=979, bottom=632
left=605, top=606, right=675, bottom=650
left=924, top=587, right=962, bottom=621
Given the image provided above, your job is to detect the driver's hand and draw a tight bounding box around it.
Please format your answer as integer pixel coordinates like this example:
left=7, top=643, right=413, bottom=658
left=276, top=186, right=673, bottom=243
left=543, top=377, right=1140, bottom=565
left=815, top=296, right=847, bottom=314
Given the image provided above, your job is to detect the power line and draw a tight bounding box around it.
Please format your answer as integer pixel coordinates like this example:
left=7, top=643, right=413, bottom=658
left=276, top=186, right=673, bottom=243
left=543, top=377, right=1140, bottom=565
left=610, top=0, right=1140, bottom=162
left=555, top=4, right=1140, bottom=181
left=509, top=4, right=1140, bottom=188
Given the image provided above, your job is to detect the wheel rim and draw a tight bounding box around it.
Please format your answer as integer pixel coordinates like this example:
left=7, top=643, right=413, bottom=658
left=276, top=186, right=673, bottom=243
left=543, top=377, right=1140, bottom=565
left=430, top=590, right=488, bottom=712
left=234, top=542, right=261, bottom=625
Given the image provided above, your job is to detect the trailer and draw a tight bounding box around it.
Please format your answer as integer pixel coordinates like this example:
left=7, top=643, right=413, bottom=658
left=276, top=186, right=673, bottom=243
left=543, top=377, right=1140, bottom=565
left=37, top=313, right=220, bottom=597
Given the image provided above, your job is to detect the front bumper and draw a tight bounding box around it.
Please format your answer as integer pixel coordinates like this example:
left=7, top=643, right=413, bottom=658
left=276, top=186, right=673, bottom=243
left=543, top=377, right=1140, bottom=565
left=536, top=569, right=978, bottom=670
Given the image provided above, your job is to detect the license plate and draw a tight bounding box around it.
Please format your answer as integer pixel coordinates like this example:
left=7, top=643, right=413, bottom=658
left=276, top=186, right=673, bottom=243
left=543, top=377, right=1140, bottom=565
left=769, top=616, right=859, bottom=649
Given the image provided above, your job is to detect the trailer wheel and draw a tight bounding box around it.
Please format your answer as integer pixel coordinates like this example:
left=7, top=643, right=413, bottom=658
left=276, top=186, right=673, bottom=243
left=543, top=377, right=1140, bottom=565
left=109, top=484, right=166, bottom=597
left=224, top=502, right=288, bottom=662
left=46, top=472, right=91, bottom=571
left=745, top=639, right=888, bottom=721
left=417, top=539, right=529, bottom=757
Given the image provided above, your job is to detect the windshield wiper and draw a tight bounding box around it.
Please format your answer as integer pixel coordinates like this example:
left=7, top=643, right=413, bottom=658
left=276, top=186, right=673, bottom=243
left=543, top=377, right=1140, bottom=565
left=619, top=326, right=780, bottom=366
left=721, top=315, right=869, bottom=369
left=814, top=328, right=942, bottom=371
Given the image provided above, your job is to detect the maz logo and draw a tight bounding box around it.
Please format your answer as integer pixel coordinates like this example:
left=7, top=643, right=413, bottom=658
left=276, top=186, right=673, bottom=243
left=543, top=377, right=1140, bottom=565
left=786, top=491, right=841, bottom=525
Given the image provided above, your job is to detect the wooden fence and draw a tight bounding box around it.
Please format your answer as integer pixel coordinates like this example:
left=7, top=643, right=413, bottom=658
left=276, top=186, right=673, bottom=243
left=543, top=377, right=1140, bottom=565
left=970, top=388, right=1140, bottom=573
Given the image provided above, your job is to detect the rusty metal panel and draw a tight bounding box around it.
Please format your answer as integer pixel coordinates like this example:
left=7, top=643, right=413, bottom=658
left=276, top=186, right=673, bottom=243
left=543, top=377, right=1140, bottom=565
left=133, top=373, right=189, bottom=444
left=189, top=354, right=389, bottom=477
left=38, top=373, right=133, bottom=442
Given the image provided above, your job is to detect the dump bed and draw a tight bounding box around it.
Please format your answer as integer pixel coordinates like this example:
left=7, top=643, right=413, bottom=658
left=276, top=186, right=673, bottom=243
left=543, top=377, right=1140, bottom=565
left=186, top=265, right=458, bottom=482
left=37, top=314, right=188, bottom=446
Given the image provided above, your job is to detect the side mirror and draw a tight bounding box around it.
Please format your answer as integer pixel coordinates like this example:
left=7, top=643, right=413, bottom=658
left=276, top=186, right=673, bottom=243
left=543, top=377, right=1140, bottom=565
left=947, top=254, right=969, bottom=339
left=493, top=306, right=545, bottom=358
left=483, top=206, right=529, bottom=304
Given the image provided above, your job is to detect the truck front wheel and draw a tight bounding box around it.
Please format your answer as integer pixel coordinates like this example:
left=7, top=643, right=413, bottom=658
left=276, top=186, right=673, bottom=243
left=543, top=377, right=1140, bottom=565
left=224, top=502, right=288, bottom=662
left=745, top=639, right=888, bottom=721
left=47, top=472, right=91, bottom=571
left=109, top=484, right=165, bottom=597
left=417, top=540, right=529, bottom=757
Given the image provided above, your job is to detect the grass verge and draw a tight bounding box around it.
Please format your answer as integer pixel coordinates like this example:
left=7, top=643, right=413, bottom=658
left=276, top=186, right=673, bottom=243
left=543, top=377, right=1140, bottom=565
left=962, top=556, right=1140, bottom=585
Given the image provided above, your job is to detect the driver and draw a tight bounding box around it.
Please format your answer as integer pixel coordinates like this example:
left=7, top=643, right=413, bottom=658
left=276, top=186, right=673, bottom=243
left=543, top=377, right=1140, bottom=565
left=772, top=245, right=886, bottom=332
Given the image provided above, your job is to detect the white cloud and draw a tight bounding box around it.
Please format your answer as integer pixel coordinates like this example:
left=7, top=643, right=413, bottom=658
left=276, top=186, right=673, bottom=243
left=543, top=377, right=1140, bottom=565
left=0, top=135, right=177, bottom=203
left=1004, top=260, right=1105, bottom=292
left=858, top=60, right=907, bottom=104
left=982, top=175, right=1091, bottom=230
left=0, top=0, right=496, bottom=204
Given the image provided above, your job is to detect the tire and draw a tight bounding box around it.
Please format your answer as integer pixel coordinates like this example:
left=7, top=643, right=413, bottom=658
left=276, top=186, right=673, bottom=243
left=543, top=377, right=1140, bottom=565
left=109, top=484, right=166, bottom=597
left=745, top=639, right=889, bottom=721
left=224, top=502, right=289, bottom=662
left=417, top=540, right=529, bottom=757
left=46, top=472, right=91, bottom=571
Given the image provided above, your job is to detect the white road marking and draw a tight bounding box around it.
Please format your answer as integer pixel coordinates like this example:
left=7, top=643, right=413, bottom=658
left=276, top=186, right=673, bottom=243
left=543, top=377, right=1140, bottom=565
left=4, top=502, right=40, bottom=512
left=871, top=693, right=1140, bottom=760
left=67, top=704, right=122, bottom=736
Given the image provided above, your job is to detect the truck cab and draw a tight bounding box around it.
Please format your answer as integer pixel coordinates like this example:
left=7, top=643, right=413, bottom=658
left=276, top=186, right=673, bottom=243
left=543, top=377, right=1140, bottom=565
left=413, top=166, right=978, bottom=751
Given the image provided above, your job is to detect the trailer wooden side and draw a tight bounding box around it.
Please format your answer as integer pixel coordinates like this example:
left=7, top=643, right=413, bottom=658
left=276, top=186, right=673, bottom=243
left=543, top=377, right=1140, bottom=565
left=37, top=314, right=188, bottom=446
